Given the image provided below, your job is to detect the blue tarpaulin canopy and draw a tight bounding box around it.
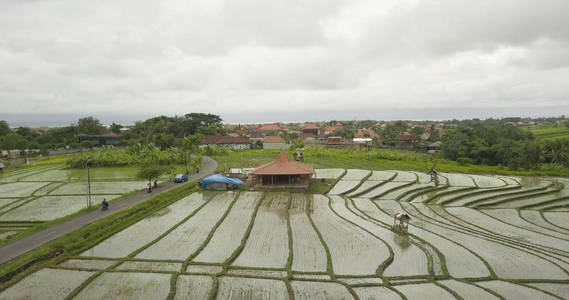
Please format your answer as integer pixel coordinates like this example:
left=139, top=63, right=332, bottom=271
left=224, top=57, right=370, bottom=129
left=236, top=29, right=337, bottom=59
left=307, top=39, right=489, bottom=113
left=202, top=174, right=243, bottom=189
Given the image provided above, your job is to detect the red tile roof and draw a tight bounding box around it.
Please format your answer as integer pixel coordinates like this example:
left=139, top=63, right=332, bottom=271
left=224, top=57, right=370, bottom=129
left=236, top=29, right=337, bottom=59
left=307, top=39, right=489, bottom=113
left=258, top=124, right=281, bottom=131
left=202, top=135, right=250, bottom=144
left=252, top=152, right=313, bottom=175
left=263, top=135, right=285, bottom=143
left=303, top=123, right=319, bottom=130
left=249, top=133, right=264, bottom=139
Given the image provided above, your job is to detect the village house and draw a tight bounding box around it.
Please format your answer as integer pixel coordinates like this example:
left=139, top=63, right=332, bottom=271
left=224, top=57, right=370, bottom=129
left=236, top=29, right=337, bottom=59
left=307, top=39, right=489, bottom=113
left=257, top=124, right=284, bottom=134
left=325, top=136, right=346, bottom=149
left=301, top=132, right=317, bottom=144
left=356, top=128, right=379, bottom=139
left=302, top=123, right=319, bottom=135
left=201, top=135, right=251, bottom=150
left=323, top=122, right=343, bottom=136
left=248, top=133, right=264, bottom=144
left=78, top=133, right=125, bottom=146
left=394, top=134, right=420, bottom=149
left=251, top=152, right=313, bottom=188
left=263, top=136, right=289, bottom=150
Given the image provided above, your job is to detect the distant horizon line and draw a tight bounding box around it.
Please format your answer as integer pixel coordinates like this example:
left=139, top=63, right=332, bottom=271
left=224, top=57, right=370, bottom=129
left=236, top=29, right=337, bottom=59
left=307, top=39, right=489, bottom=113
left=1, top=114, right=566, bottom=128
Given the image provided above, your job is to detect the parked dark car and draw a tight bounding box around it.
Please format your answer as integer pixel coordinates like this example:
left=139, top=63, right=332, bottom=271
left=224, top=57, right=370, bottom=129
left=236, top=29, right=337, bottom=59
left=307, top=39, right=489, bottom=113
left=174, top=174, right=189, bottom=183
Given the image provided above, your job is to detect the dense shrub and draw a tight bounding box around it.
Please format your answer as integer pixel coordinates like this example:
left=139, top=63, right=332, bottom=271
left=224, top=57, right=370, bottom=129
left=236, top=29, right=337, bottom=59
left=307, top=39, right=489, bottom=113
left=67, top=144, right=184, bottom=168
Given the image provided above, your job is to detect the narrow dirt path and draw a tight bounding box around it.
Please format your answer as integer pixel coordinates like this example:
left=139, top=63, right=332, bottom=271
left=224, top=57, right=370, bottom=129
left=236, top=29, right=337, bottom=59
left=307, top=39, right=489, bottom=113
left=0, top=156, right=218, bottom=266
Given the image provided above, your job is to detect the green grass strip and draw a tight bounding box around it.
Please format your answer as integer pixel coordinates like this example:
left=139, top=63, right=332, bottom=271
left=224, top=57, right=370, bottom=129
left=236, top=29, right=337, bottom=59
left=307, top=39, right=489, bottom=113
left=208, top=275, right=218, bottom=300
left=126, top=192, right=220, bottom=259
left=285, top=193, right=293, bottom=276
left=475, top=187, right=564, bottom=209
left=183, top=192, right=242, bottom=270
left=424, top=186, right=478, bottom=204
left=385, top=285, right=408, bottom=300
left=426, top=204, right=566, bottom=258
left=63, top=260, right=123, bottom=299
left=420, top=205, right=569, bottom=273
left=372, top=200, right=497, bottom=278
left=432, top=280, right=464, bottom=300
left=517, top=210, right=569, bottom=236
left=223, top=192, right=266, bottom=266
left=399, top=185, right=450, bottom=202
left=452, top=279, right=505, bottom=300
left=326, top=196, right=394, bottom=277
left=338, top=170, right=373, bottom=196
left=518, top=196, right=569, bottom=210
left=371, top=181, right=415, bottom=200
left=285, top=279, right=295, bottom=300
left=166, top=272, right=179, bottom=300
left=346, top=197, right=448, bottom=277
left=437, top=185, right=521, bottom=206
left=477, top=209, right=569, bottom=243
left=540, top=211, right=569, bottom=231
left=305, top=195, right=335, bottom=279
left=348, top=172, right=398, bottom=198
left=434, top=206, right=569, bottom=258
left=463, top=184, right=552, bottom=207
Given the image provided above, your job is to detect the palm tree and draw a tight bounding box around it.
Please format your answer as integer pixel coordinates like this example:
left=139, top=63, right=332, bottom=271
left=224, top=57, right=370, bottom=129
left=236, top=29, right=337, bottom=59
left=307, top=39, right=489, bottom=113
left=543, top=140, right=568, bottom=166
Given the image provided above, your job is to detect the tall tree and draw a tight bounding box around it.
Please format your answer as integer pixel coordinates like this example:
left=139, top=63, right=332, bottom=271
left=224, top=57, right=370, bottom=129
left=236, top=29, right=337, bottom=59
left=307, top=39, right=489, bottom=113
left=0, top=121, right=11, bottom=136
left=136, top=163, right=170, bottom=192
left=109, top=122, right=122, bottom=134
left=182, top=134, right=203, bottom=174
left=77, top=117, right=104, bottom=135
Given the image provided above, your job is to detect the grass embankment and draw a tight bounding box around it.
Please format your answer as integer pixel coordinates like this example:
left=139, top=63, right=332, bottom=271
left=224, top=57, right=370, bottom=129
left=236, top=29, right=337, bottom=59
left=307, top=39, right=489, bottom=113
left=527, top=125, right=569, bottom=142
left=0, top=156, right=70, bottom=174
left=213, top=147, right=569, bottom=177
left=0, top=182, right=201, bottom=288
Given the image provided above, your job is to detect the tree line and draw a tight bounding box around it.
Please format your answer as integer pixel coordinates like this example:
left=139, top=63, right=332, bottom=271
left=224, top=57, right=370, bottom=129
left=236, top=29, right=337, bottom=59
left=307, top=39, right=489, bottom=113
left=440, top=121, right=569, bottom=170
left=0, top=113, right=222, bottom=152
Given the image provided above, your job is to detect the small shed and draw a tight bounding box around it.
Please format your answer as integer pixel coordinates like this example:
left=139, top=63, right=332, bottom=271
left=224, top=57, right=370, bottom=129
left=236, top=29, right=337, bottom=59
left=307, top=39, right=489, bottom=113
left=427, top=141, right=442, bottom=153
left=202, top=174, right=243, bottom=190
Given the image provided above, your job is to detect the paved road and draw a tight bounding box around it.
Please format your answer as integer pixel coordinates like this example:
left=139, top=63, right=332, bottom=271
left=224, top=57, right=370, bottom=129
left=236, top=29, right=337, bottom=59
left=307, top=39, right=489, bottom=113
left=0, top=156, right=218, bottom=266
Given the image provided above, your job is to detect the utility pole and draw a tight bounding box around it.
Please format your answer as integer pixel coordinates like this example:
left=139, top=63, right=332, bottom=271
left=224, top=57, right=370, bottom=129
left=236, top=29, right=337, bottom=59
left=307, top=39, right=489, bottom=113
left=86, top=159, right=92, bottom=208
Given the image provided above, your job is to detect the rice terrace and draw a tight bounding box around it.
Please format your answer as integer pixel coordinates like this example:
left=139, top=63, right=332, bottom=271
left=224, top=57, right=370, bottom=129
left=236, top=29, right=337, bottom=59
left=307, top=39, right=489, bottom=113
left=1, top=149, right=569, bottom=299
left=1, top=1, right=569, bottom=298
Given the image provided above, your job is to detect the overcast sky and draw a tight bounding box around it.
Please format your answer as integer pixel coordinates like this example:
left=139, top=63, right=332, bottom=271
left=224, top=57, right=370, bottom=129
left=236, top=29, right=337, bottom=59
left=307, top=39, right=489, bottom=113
left=1, top=0, right=569, bottom=126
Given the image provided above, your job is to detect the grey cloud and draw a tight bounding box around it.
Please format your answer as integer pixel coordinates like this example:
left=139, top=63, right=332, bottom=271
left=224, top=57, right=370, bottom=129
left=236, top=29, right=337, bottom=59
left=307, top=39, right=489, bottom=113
left=0, top=0, right=568, bottom=122
left=359, top=0, right=569, bottom=59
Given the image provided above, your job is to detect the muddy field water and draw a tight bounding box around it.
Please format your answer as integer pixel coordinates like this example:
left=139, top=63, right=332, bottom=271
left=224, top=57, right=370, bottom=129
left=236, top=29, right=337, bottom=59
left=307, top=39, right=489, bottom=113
left=2, top=168, right=569, bottom=299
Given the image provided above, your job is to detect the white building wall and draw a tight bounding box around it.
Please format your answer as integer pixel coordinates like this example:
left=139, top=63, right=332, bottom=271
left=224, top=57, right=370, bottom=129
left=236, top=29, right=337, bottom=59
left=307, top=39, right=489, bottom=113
left=263, top=142, right=290, bottom=150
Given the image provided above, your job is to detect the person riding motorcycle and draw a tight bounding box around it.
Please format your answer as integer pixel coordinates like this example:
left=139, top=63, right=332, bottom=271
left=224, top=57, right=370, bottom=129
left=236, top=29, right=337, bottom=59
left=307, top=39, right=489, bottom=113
left=101, top=198, right=109, bottom=210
